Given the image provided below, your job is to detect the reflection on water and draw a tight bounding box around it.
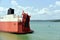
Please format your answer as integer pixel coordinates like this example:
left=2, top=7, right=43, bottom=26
left=0, top=32, right=29, bottom=40
left=0, top=32, right=41, bottom=40
left=17, top=34, right=29, bottom=40
left=0, top=32, right=17, bottom=40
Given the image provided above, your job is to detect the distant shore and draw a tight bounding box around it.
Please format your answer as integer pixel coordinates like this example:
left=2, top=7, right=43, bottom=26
left=30, top=19, right=60, bottom=22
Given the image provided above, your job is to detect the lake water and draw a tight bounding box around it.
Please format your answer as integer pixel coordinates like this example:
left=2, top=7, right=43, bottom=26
left=0, top=21, right=60, bottom=40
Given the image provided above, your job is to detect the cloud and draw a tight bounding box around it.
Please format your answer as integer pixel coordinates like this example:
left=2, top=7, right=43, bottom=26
left=0, top=0, right=60, bottom=20
left=0, top=7, right=8, bottom=12
left=10, top=0, right=60, bottom=20
left=11, top=0, right=18, bottom=6
left=0, top=7, right=4, bottom=12
left=56, top=1, right=60, bottom=6
left=39, top=1, right=60, bottom=15
left=11, top=0, right=53, bottom=16
left=0, top=7, right=8, bottom=16
left=38, top=8, right=50, bottom=14
left=54, top=10, right=60, bottom=13
left=11, top=0, right=34, bottom=15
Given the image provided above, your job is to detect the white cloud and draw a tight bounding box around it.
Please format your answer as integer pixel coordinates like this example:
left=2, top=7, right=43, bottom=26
left=11, top=0, right=18, bottom=6
left=38, top=8, right=50, bottom=14
left=39, top=1, right=60, bottom=15
left=49, top=4, right=54, bottom=8
left=11, top=0, right=34, bottom=16
left=11, top=0, right=49, bottom=16
left=56, top=1, right=60, bottom=6
left=0, top=7, right=8, bottom=16
left=10, top=0, right=60, bottom=20
left=0, top=7, right=8, bottom=12
left=54, top=10, right=60, bottom=13
left=0, top=7, right=4, bottom=12
left=0, top=0, right=60, bottom=20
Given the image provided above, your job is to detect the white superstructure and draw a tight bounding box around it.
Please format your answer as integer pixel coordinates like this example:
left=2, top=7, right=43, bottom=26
left=0, top=14, right=22, bottom=22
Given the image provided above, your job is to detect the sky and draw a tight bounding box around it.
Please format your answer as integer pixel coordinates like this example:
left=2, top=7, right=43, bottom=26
left=0, top=0, right=60, bottom=20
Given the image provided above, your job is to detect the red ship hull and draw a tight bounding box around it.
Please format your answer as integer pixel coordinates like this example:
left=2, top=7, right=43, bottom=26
left=0, top=22, right=33, bottom=33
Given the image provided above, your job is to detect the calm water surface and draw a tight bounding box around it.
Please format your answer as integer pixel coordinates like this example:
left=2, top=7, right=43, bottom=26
left=0, top=22, right=60, bottom=40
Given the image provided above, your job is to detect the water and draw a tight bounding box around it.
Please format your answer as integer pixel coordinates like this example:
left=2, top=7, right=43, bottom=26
left=0, top=22, right=60, bottom=40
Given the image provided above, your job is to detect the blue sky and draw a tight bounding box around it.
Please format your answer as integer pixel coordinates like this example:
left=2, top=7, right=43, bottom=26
left=0, top=0, right=60, bottom=20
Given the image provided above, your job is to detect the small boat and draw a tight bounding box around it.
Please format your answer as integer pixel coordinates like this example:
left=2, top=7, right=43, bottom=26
left=0, top=8, right=33, bottom=34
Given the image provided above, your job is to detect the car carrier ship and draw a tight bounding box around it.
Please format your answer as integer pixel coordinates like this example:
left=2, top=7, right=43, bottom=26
left=0, top=8, right=33, bottom=34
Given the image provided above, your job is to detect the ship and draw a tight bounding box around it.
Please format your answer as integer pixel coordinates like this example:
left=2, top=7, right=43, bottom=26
left=0, top=8, right=33, bottom=34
